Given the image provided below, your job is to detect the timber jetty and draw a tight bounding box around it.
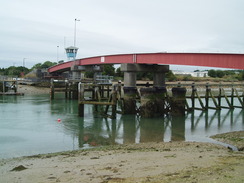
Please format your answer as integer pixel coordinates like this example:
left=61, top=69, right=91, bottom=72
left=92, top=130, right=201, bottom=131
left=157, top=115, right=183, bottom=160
left=49, top=79, right=243, bottom=119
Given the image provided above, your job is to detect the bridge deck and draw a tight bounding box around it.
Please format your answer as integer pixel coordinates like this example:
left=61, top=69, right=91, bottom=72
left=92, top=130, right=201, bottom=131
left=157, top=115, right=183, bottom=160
left=48, top=53, right=244, bottom=73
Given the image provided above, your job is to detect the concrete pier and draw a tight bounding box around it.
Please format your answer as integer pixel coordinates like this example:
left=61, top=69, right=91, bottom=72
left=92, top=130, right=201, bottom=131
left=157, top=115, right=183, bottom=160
left=121, top=65, right=138, bottom=114
left=139, top=87, right=166, bottom=117
left=171, top=87, right=187, bottom=116
left=123, top=87, right=138, bottom=114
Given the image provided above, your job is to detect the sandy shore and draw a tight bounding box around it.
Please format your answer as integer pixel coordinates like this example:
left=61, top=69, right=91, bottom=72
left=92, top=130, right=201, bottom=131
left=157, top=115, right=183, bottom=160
left=0, top=131, right=243, bottom=183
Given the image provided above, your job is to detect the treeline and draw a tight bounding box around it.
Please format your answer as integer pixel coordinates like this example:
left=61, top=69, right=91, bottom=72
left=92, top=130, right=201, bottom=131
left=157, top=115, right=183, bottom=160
left=0, top=66, right=30, bottom=77
left=208, top=69, right=243, bottom=80
left=0, top=61, right=57, bottom=77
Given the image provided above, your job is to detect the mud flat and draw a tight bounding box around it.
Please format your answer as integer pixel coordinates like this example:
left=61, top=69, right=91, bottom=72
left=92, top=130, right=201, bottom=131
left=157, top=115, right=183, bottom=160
left=211, top=131, right=244, bottom=151
left=17, top=85, right=50, bottom=95
left=0, top=133, right=243, bottom=183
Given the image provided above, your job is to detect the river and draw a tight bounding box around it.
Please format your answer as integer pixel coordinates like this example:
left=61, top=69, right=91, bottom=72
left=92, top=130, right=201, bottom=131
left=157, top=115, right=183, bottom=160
left=0, top=93, right=243, bottom=159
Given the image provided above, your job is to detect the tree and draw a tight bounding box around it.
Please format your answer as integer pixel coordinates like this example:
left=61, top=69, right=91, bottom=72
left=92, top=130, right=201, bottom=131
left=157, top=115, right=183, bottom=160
left=31, top=61, right=57, bottom=70
left=1, top=66, right=30, bottom=77
left=41, top=61, right=57, bottom=69
left=216, top=70, right=225, bottom=78
left=31, top=63, right=42, bottom=70
left=115, top=67, right=123, bottom=78
left=102, top=64, right=115, bottom=76
left=166, top=70, right=177, bottom=81
left=208, top=70, right=217, bottom=77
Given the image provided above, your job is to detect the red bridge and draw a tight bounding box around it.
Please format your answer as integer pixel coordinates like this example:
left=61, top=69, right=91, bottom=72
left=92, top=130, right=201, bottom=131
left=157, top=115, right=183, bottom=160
left=48, top=52, right=244, bottom=73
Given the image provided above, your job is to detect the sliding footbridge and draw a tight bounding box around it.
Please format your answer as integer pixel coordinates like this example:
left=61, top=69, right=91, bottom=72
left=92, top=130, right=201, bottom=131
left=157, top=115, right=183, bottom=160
left=48, top=52, right=244, bottom=73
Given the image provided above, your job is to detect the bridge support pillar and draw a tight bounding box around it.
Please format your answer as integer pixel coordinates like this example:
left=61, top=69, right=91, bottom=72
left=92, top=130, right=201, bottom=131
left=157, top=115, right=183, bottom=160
left=153, top=72, right=166, bottom=87
left=72, top=71, right=81, bottom=80
left=171, top=87, right=187, bottom=116
left=140, top=87, right=166, bottom=117
left=123, top=71, right=137, bottom=114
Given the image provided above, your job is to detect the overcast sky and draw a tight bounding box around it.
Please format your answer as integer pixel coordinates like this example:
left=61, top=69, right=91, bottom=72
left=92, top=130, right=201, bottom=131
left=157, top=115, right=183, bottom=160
left=0, top=0, right=244, bottom=70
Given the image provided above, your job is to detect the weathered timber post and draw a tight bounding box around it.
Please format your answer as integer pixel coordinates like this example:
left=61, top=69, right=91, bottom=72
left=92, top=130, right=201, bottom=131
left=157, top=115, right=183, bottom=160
left=78, top=83, right=85, bottom=117
left=191, top=83, right=196, bottom=110
left=231, top=84, right=234, bottom=107
left=65, top=80, right=68, bottom=99
left=72, top=83, right=78, bottom=100
left=50, top=78, right=54, bottom=100
left=218, top=83, right=222, bottom=107
left=68, top=82, right=72, bottom=99
left=1, top=80, right=5, bottom=93
left=107, top=85, right=110, bottom=98
left=205, top=83, right=210, bottom=109
left=171, top=87, right=187, bottom=116
left=111, top=86, right=117, bottom=119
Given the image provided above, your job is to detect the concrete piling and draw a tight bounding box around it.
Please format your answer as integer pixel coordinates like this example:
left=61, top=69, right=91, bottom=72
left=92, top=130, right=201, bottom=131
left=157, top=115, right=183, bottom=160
left=171, top=87, right=187, bottom=116
left=139, top=87, right=166, bottom=118
left=123, top=87, right=138, bottom=114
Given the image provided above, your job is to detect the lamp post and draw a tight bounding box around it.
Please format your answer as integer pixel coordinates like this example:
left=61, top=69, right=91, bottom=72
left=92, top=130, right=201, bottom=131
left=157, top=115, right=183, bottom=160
left=23, top=58, right=26, bottom=68
left=74, top=18, right=80, bottom=47
left=57, top=46, right=59, bottom=62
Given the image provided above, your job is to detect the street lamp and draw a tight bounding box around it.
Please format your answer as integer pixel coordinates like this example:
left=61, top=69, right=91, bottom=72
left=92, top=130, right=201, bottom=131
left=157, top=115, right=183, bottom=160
left=65, top=19, right=80, bottom=61
left=23, top=58, right=26, bottom=68
left=74, top=18, right=80, bottom=47
left=57, top=46, right=59, bottom=62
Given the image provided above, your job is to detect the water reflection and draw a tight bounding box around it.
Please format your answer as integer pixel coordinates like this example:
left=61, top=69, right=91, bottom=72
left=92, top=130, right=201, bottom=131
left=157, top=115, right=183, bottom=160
left=54, top=96, right=243, bottom=147
left=189, top=109, right=243, bottom=131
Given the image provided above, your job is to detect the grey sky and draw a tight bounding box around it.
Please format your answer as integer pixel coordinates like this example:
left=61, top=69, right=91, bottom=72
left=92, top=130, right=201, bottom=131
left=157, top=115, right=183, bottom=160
left=0, top=0, right=244, bottom=70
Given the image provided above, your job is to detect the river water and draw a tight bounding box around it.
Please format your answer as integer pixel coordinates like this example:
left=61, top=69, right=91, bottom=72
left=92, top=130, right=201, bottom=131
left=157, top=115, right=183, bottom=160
left=0, top=93, right=243, bottom=159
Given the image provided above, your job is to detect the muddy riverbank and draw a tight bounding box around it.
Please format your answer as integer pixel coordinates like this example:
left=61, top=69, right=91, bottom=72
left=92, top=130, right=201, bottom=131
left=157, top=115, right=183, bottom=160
left=0, top=131, right=243, bottom=183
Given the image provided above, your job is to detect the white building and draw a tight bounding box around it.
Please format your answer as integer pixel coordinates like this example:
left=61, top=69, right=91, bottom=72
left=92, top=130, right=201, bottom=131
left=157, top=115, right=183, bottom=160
left=172, top=70, right=208, bottom=77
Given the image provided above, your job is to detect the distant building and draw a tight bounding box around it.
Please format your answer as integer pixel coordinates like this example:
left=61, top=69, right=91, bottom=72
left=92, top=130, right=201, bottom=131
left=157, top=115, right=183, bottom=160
left=172, top=70, right=208, bottom=77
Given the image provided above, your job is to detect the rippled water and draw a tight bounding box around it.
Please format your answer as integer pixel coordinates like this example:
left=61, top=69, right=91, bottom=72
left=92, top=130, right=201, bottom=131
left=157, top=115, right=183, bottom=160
left=0, top=93, right=243, bottom=159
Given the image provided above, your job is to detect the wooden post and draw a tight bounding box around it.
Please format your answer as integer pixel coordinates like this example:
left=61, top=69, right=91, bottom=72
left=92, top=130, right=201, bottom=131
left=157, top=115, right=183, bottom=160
left=107, top=85, right=110, bottom=98
left=65, top=81, right=68, bottom=99
left=78, top=102, right=84, bottom=117
left=101, top=85, right=104, bottom=98
left=68, top=83, right=72, bottom=99
left=222, top=88, right=233, bottom=109
left=94, top=87, right=100, bottom=112
left=191, top=83, right=195, bottom=110
left=78, top=83, right=85, bottom=117
left=209, top=90, right=220, bottom=109
left=235, top=88, right=244, bottom=108
left=72, top=83, right=78, bottom=100
left=111, top=86, right=117, bottom=119
left=218, top=83, right=222, bottom=107
left=205, top=83, right=210, bottom=109
left=231, top=84, right=234, bottom=107
left=2, top=80, right=5, bottom=93
left=50, top=78, right=54, bottom=100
